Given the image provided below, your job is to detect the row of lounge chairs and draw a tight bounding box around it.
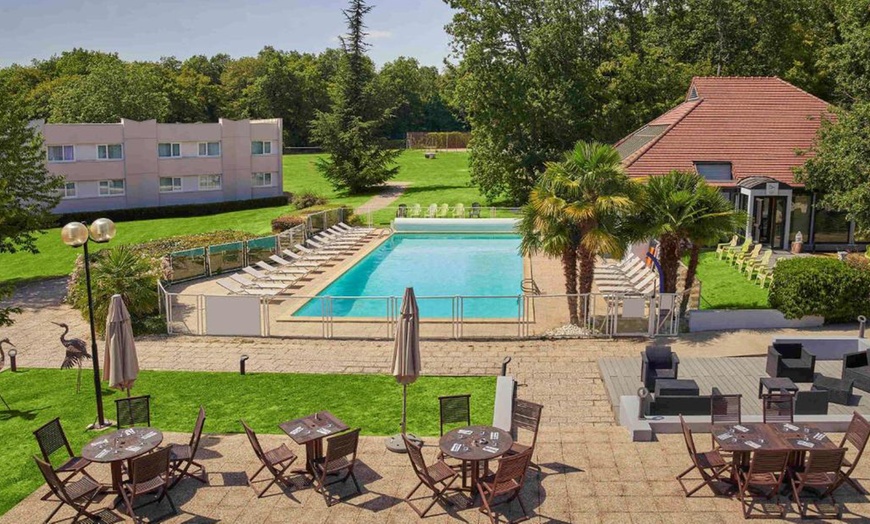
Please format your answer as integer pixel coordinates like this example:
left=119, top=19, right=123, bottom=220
left=716, top=235, right=777, bottom=287
left=215, top=223, right=375, bottom=296
left=396, top=203, right=485, bottom=218
left=594, top=252, right=657, bottom=294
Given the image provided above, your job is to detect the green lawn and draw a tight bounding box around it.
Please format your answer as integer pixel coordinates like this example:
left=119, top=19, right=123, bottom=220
left=0, top=368, right=494, bottom=515
left=695, top=252, right=770, bottom=309
left=0, top=151, right=478, bottom=284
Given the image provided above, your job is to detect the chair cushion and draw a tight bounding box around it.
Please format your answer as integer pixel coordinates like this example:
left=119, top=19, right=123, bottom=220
left=646, top=347, right=672, bottom=366
left=782, top=358, right=809, bottom=369
left=848, top=365, right=870, bottom=376
left=652, top=369, right=677, bottom=380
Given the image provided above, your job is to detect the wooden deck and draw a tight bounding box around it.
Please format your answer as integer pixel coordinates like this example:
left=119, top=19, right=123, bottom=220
left=598, top=356, right=870, bottom=418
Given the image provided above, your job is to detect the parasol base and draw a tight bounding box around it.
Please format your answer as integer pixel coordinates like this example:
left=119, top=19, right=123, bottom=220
left=86, top=419, right=116, bottom=431
left=385, top=433, right=422, bottom=453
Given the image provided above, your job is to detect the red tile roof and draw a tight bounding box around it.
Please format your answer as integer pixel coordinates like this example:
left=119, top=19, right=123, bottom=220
left=616, top=77, right=833, bottom=185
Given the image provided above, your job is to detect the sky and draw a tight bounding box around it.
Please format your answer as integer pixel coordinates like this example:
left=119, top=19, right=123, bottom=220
left=0, top=0, right=457, bottom=68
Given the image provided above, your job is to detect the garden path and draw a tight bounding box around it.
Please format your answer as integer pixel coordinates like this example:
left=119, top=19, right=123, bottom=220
left=355, top=181, right=409, bottom=213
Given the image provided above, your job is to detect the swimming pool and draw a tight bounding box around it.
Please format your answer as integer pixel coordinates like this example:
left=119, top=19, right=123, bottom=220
left=293, top=234, right=523, bottom=318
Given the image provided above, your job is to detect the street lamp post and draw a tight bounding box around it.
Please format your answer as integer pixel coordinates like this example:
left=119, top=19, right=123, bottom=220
left=61, top=218, right=116, bottom=429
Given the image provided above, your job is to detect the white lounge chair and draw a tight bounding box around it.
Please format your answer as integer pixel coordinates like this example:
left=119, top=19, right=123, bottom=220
left=595, top=262, right=649, bottom=283
left=336, top=222, right=375, bottom=233
left=216, top=278, right=278, bottom=296
left=313, top=233, right=362, bottom=246
left=283, top=249, right=330, bottom=265
left=229, top=273, right=286, bottom=289
left=242, top=266, right=301, bottom=283
left=267, top=255, right=312, bottom=273
left=291, top=246, right=337, bottom=262
left=597, top=267, right=654, bottom=289
left=598, top=273, right=657, bottom=294
left=295, top=243, right=345, bottom=258
left=255, top=261, right=309, bottom=277
left=307, top=239, right=352, bottom=253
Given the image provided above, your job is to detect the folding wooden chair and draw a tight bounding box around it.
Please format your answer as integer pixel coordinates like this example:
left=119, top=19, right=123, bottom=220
left=241, top=420, right=298, bottom=498
left=34, top=456, right=102, bottom=524
left=710, top=391, right=741, bottom=451
left=736, top=449, right=790, bottom=519
left=33, top=418, right=97, bottom=499
left=119, top=447, right=177, bottom=520
left=438, top=394, right=471, bottom=435
left=839, top=411, right=870, bottom=494
left=476, top=449, right=533, bottom=524
left=402, top=434, right=460, bottom=517
left=676, top=415, right=731, bottom=497
left=789, top=448, right=848, bottom=518
left=761, top=392, right=794, bottom=424
left=507, top=399, right=543, bottom=470
left=115, top=395, right=151, bottom=429
left=310, top=428, right=362, bottom=506
left=169, top=405, right=207, bottom=488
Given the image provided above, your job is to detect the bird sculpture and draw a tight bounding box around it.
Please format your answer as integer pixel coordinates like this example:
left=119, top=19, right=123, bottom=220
left=0, top=338, right=12, bottom=409
left=52, top=322, right=91, bottom=393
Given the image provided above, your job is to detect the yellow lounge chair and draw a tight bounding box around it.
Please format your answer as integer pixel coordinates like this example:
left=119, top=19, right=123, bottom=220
left=726, top=237, right=753, bottom=265
left=745, top=249, right=772, bottom=279
left=755, top=259, right=777, bottom=287
left=736, top=244, right=763, bottom=272
left=716, top=235, right=738, bottom=260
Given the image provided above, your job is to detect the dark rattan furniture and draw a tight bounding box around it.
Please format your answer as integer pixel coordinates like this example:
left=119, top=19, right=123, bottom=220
left=402, top=434, right=461, bottom=517
left=766, top=343, right=815, bottom=383
left=839, top=412, right=870, bottom=494
left=241, top=420, right=298, bottom=498
left=813, top=375, right=854, bottom=406
left=115, top=395, right=151, bottom=429
left=33, top=418, right=96, bottom=491
left=169, top=405, right=207, bottom=488
left=279, top=410, right=349, bottom=477
left=676, top=415, right=730, bottom=497
left=762, top=392, right=795, bottom=424
left=81, top=427, right=163, bottom=494
left=758, top=377, right=798, bottom=399
left=641, top=346, right=679, bottom=391
left=476, top=449, right=533, bottom=524
left=843, top=351, right=870, bottom=393
left=310, top=428, right=362, bottom=506
left=789, top=448, right=848, bottom=519
left=654, top=379, right=699, bottom=397
left=34, top=456, right=103, bottom=524
left=795, top=390, right=829, bottom=415
left=736, top=450, right=790, bottom=519
left=119, top=446, right=177, bottom=520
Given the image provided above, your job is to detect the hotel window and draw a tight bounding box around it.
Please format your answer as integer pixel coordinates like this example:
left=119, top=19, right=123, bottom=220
left=47, top=145, right=75, bottom=162
left=251, top=141, right=272, bottom=155
left=61, top=182, right=77, bottom=199
left=694, top=162, right=733, bottom=181
left=97, top=144, right=123, bottom=160
left=158, top=143, right=181, bottom=158
left=812, top=209, right=850, bottom=244
left=198, top=142, right=221, bottom=157
left=252, top=172, right=274, bottom=187
left=98, top=180, right=125, bottom=196
left=198, top=174, right=222, bottom=191
left=159, top=177, right=183, bottom=193
left=789, top=193, right=811, bottom=243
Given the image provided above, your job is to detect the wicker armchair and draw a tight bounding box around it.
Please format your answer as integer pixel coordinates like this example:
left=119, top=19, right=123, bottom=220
left=641, top=346, right=679, bottom=391
left=766, top=343, right=815, bottom=383
left=843, top=351, right=870, bottom=393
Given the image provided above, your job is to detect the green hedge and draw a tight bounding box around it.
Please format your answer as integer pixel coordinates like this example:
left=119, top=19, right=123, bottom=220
left=53, top=195, right=289, bottom=226
left=769, top=257, right=870, bottom=323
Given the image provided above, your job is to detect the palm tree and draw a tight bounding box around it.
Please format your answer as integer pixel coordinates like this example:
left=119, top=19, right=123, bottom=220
left=518, top=141, right=636, bottom=324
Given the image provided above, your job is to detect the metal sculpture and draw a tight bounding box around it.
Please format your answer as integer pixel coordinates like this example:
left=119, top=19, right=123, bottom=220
left=0, top=338, right=12, bottom=409
left=52, top=323, right=91, bottom=393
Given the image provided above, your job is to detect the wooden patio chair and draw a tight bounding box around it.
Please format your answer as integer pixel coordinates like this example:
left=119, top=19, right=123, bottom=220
left=402, top=434, right=461, bottom=517
left=115, top=395, right=151, bottom=429
left=762, top=392, right=794, bottom=424
left=476, top=448, right=533, bottom=524
left=241, top=420, right=298, bottom=498
left=736, top=449, right=790, bottom=519
left=119, top=446, right=177, bottom=520
left=788, top=448, right=848, bottom=518
left=33, top=418, right=97, bottom=501
left=439, top=394, right=471, bottom=436
left=839, top=411, right=870, bottom=494
left=310, top=428, right=362, bottom=506
left=676, top=415, right=731, bottom=497
left=506, top=399, right=543, bottom=470
left=34, top=456, right=103, bottom=524
left=710, top=391, right=742, bottom=451
left=169, top=405, right=207, bottom=488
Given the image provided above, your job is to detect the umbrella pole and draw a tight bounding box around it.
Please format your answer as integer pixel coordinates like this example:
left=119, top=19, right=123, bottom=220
left=401, top=383, right=407, bottom=435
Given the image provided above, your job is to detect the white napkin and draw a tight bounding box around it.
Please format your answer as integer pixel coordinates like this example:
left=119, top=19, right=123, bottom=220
left=95, top=449, right=110, bottom=459
left=490, top=432, right=499, bottom=440
left=90, top=439, right=109, bottom=447
left=734, top=425, right=749, bottom=433
left=745, top=441, right=761, bottom=449
left=125, top=446, right=142, bottom=452
left=457, top=429, right=473, bottom=435
left=796, top=440, right=815, bottom=448
left=784, top=424, right=799, bottom=431
left=451, top=443, right=462, bottom=452
left=141, top=431, right=157, bottom=439
left=813, top=432, right=827, bottom=441
left=716, top=432, right=731, bottom=441
left=483, top=446, right=499, bottom=453
left=124, top=428, right=136, bottom=436
left=289, top=427, right=304, bottom=436
left=316, top=428, right=331, bottom=435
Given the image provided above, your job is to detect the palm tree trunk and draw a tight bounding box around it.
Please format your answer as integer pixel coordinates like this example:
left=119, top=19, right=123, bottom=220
left=658, top=234, right=682, bottom=293
left=576, top=244, right=596, bottom=321
left=680, top=243, right=701, bottom=317
left=561, top=248, right=580, bottom=325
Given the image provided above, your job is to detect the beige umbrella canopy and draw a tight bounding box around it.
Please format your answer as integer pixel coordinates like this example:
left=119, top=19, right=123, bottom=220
left=104, top=294, right=139, bottom=395
left=386, top=287, right=422, bottom=453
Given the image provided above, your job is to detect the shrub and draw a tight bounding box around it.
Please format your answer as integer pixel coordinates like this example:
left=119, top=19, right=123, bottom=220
left=769, top=257, right=870, bottom=323
left=271, top=215, right=306, bottom=233
left=291, top=191, right=328, bottom=210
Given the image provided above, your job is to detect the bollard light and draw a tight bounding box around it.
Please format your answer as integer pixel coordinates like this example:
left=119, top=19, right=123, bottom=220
left=240, top=355, right=249, bottom=375
left=860, top=316, right=867, bottom=338
left=637, top=387, right=650, bottom=420
left=8, top=348, right=17, bottom=372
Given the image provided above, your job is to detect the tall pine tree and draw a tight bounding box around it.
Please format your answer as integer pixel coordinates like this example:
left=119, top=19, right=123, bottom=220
left=311, top=0, right=399, bottom=194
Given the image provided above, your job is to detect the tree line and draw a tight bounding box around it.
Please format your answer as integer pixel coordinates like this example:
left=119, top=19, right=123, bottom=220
left=0, top=47, right=466, bottom=148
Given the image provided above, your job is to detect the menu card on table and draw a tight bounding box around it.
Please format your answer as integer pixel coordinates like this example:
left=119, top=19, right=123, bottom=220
left=141, top=431, right=157, bottom=439
left=451, top=443, right=463, bottom=453
left=483, top=446, right=499, bottom=453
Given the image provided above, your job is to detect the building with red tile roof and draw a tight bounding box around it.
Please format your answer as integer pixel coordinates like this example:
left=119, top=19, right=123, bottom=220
left=615, top=76, right=858, bottom=251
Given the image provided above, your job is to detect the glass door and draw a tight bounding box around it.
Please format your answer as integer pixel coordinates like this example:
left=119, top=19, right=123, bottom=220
left=753, top=197, right=771, bottom=245
left=753, top=196, right=787, bottom=248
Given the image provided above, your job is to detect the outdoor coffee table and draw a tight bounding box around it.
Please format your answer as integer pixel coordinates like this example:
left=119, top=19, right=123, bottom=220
left=82, top=427, right=163, bottom=495
left=279, top=411, right=348, bottom=477
left=439, top=425, right=512, bottom=498
left=654, top=379, right=699, bottom=397
left=758, top=377, right=798, bottom=399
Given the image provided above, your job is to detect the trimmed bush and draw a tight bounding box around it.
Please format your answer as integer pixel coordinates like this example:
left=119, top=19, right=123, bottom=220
left=769, top=257, right=870, bottom=323
left=53, top=195, right=289, bottom=226
left=271, top=215, right=306, bottom=233
left=291, top=191, right=328, bottom=210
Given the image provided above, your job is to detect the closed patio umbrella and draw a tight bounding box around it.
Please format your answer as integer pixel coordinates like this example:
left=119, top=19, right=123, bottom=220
left=104, top=294, right=140, bottom=395
left=386, top=287, right=423, bottom=453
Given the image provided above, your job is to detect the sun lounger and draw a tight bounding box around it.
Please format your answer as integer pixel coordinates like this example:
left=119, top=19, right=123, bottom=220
left=242, top=266, right=301, bottom=283
left=217, top=278, right=278, bottom=296
left=267, top=255, right=311, bottom=273
left=229, top=273, right=286, bottom=289
left=307, top=239, right=353, bottom=253
left=336, top=222, right=374, bottom=233
left=595, top=261, right=648, bottom=282
left=324, top=225, right=369, bottom=238
left=313, top=233, right=363, bottom=246
left=598, top=273, right=657, bottom=294
left=292, top=244, right=341, bottom=260
left=255, top=261, right=309, bottom=277
left=283, top=249, right=331, bottom=265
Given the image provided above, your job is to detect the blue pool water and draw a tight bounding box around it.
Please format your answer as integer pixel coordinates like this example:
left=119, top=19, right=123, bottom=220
left=293, top=234, right=523, bottom=318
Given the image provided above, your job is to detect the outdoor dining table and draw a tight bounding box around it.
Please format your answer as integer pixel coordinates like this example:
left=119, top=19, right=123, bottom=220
left=81, top=427, right=164, bottom=495
left=279, top=410, right=349, bottom=476
left=439, top=425, right=513, bottom=497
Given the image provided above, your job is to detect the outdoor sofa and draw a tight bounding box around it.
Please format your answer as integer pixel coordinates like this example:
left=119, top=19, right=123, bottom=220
left=641, top=346, right=680, bottom=391
left=766, top=343, right=815, bottom=383
left=644, top=386, right=727, bottom=417
left=794, top=390, right=829, bottom=415
left=843, top=351, right=870, bottom=393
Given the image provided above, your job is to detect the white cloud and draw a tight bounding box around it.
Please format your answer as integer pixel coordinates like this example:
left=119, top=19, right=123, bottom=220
left=367, top=30, right=392, bottom=40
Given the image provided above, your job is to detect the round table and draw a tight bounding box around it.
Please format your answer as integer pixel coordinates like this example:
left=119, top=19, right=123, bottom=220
left=82, top=427, right=163, bottom=494
left=439, top=425, right=513, bottom=495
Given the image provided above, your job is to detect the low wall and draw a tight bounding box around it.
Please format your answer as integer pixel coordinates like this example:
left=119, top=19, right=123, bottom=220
left=688, top=309, right=824, bottom=332
left=393, top=218, right=519, bottom=234
left=772, top=336, right=869, bottom=361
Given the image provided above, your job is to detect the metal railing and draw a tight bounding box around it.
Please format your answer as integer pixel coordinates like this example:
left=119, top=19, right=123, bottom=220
left=354, top=204, right=523, bottom=228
